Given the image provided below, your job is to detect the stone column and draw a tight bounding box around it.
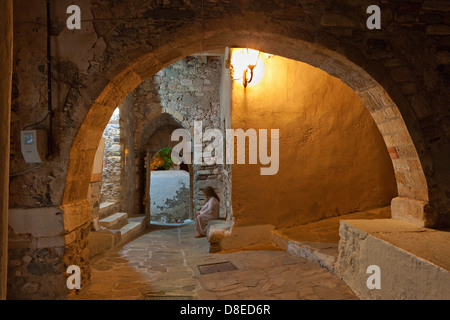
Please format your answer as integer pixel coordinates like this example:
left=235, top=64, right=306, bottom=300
left=0, top=0, right=13, bottom=300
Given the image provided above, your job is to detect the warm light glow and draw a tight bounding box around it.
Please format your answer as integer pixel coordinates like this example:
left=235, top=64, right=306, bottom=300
left=230, top=48, right=265, bottom=87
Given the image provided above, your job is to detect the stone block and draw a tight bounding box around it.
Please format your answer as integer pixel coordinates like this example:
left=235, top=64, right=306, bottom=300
left=206, top=220, right=230, bottom=244
left=87, top=229, right=121, bottom=259
left=391, top=196, right=431, bottom=227
left=335, top=219, right=450, bottom=299
left=217, top=224, right=275, bottom=252
left=61, top=200, right=92, bottom=233
left=37, top=236, right=65, bottom=248
left=99, top=212, right=128, bottom=228
left=27, top=260, right=61, bottom=276
left=8, top=207, right=64, bottom=238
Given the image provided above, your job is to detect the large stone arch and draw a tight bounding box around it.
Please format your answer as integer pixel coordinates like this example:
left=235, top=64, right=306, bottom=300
left=62, top=31, right=434, bottom=232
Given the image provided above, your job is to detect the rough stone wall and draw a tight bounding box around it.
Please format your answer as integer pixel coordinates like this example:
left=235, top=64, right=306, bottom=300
left=100, top=108, right=121, bottom=205
left=5, top=0, right=450, bottom=299
left=220, top=51, right=233, bottom=224
left=87, top=181, right=102, bottom=220
left=7, top=233, right=66, bottom=299
left=7, top=0, right=450, bottom=224
left=7, top=207, right=90, bottom=299
left=119, top=95, right=136, bottom=216
left=130, top=56, right=224, bottom=215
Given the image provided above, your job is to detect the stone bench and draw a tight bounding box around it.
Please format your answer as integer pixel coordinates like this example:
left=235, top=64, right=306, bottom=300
left=206, top=219, right=231, bottom=253
left=335, top=219, right=450, bottom=299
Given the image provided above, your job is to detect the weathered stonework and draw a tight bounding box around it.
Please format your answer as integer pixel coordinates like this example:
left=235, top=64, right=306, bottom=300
left=7, top=208, right=90, bottom=299
left=131, top=56, right=224, bottom=214
left=87, top=181, right=102, bottom=221
left=336, top=219, right=450, bottom=299
left=100, top=109, right=121, bottom=205
left=4, top=0, right=450, bottom=299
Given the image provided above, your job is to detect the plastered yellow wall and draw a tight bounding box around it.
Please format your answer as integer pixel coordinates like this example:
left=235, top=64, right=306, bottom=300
left=231, top=53, right=397, bottom=228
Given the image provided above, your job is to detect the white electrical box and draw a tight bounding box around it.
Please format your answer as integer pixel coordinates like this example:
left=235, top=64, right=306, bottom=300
left=21, top=130, right=47, bottom=163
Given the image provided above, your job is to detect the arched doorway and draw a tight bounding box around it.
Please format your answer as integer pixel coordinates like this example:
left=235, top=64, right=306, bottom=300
left=142, top=118, right=194, bottom=227
left=63, top=35, right=431, bottom=230
left=148, top=147, right=191, bottom=226
left=4, top=0, right=450, bottom=301
left=59, top=30, right=434, bottom=297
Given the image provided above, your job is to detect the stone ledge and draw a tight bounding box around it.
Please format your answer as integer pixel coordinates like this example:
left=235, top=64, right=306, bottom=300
left=99, top=201, right=117, bottom=219
left=87, top=229, right=121, bottom=259
left=391, top=196, right=434, bottom=227
left=88, top=216, right=146, bottom=259
left=206, top=220, right=231, bottom=253
left=8, top=207, right=64, bottom=238
left=271, top=230, right=338, bottom=274
left=335, top=219, right=450, bottom=300
left=98, top=212, right=128, bottom=228
left=206, top=222, right=275, bottom=253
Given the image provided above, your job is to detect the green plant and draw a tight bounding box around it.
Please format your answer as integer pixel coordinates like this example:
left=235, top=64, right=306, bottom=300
left=150, top=147, right=174, bottom=170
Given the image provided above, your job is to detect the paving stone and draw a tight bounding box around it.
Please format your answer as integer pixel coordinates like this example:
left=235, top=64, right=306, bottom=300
left=76, top=223, right=357, bottom=300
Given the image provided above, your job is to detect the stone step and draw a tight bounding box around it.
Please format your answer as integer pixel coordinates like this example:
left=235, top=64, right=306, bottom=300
left=99, top=201, right=117, bottom=219
left=87, top=229, right=121, bottom=259
left=99, top=212, right=128, bottom=228
left=271, top=232, right=339, bottom=274
left=119, top=217, right=145, bottom=243
left=287, top=241, right=338, bottom=274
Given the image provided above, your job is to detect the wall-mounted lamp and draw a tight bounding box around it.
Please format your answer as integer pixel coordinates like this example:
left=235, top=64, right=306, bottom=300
left=230, top=48, right=261, bottom=88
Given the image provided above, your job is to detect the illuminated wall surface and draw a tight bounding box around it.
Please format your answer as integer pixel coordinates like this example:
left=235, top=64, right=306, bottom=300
left=231, top=51, right=397, bottom=228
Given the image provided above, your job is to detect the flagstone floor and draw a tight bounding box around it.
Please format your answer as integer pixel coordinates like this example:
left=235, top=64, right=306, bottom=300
left=74, top=223, right=357, bottom=300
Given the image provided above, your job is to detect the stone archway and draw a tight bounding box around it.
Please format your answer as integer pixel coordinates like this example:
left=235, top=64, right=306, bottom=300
left=141, top=113, right=195, bottom=227
left=62, top=32, right=432, bottom=233
left=6, top=0, right=450, bottom=301
left=54, top=21, right=441, bottom=301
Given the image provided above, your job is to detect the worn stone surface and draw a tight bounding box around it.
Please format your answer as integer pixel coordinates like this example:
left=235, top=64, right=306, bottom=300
left=75, top=224, right=357, bottom=300
left=7, top=0, right=450, bottom=225
left=8, top=207, right=64, bottom=238
left=87, top=181, right=102, bottom=221
left=336, top=219, right=450, bottom=299
left=101, top=108, right=121, bottom=204
left=131, top=56, right=224, bottom=215
left=5, top=0, right=450, bottom=300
